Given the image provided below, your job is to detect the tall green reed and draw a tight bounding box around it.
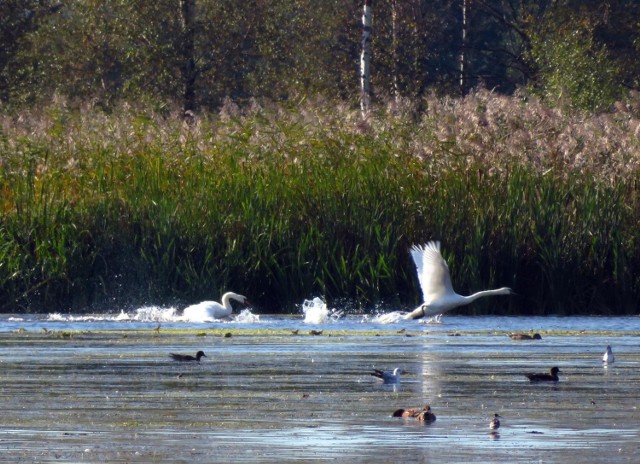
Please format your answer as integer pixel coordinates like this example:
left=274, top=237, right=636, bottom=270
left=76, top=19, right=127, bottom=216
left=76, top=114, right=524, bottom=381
left=1, top=95, right=640, bottom=313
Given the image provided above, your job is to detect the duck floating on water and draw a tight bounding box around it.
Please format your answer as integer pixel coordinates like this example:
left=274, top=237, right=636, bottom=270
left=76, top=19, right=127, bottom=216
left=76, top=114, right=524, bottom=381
left=525, top=366, right=560, bottom=382
left=392, top=405, right=436, bottom=422
left=509, top=333, right=542, bottom=340
left=169, top=350, right=207, bottom=362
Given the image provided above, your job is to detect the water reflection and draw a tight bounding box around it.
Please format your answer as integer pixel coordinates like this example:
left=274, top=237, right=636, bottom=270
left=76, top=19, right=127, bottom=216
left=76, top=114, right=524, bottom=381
left=0, top=315, right=639, bottom=462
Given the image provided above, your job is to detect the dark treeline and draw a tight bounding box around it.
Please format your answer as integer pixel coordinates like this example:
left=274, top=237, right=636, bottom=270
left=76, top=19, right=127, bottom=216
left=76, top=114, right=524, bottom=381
left=2, top=0, right=639, bottom=111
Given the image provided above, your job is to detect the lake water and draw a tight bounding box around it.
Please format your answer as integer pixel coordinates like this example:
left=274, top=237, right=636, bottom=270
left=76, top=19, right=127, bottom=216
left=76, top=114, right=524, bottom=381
left=0, top=307, right=639, bottom=463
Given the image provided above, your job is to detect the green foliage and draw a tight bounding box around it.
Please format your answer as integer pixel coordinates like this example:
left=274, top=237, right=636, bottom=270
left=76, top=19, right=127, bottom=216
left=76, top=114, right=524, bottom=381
left=2, top=0, right=358, bottom=109
left=2, top=94, right=640, bottom=314
left=529, top=27, right=622, bottom=112
left=3, top=0, right=639, bottom=111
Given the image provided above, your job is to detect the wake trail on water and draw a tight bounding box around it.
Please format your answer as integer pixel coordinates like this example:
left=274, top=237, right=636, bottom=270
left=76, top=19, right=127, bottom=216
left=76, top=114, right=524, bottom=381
left=46, top=307, right=261, bottom=323
left=42, top=298, right=431, bottom=325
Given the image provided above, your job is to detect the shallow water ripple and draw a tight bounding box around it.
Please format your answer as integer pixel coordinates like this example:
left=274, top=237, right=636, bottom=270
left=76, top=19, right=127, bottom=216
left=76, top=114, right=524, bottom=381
left=0, top=316, right=638, bottom=462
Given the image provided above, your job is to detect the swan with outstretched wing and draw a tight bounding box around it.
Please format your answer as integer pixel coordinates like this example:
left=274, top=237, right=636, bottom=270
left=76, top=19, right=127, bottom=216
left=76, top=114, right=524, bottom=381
left=405, top=241, right=512, bottom=320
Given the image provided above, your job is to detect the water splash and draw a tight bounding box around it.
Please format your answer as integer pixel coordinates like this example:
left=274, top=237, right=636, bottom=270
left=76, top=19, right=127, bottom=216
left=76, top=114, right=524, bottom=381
left=44, top=305, right=260, bottom=324
left=372, top=311, right=443, bottom=324
left=301, top=297, right=343, bottom=324
left=130, top=306, right=180, bottom=322
left=47, top=312, right=113, bottom=322
left=422, top=314, right=443, bottom=324
left=234, top=309, right=260, bottom=323
left=47, top=306, right=180, bottom=323
left=371, top=311, right=406, bottom=324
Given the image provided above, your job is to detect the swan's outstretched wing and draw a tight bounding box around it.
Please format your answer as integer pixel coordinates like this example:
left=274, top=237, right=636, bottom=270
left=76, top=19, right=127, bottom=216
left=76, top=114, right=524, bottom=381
left=410, top=242, right=455, bottom=302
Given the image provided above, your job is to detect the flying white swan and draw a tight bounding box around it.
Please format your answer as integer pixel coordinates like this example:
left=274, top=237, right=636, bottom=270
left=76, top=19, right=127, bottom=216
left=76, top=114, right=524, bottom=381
left=405, top=241, right=512, bottom=320
left=182, top=292, right=250, bottom=322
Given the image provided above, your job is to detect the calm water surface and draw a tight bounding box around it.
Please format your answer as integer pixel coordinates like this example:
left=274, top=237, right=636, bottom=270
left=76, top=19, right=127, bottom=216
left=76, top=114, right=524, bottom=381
left=0, top=312, right=638, bottom=463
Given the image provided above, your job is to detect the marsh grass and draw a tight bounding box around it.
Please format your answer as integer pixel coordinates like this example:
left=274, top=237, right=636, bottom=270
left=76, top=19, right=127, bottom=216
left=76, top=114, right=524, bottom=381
left=2, top=91, right=640, bottom=313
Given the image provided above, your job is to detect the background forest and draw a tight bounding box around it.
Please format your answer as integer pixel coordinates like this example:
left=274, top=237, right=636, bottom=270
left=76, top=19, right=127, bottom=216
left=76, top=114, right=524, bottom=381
left=3, top=0, right=639, bottom=111
left=1, top=1, right=640, bottom=314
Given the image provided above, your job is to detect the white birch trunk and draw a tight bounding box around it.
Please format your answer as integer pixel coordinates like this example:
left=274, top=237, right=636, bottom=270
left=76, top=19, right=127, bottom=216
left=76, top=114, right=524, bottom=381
left=391, top=0, right=399, bottom=102
left=360, top=0, right=373, bottom=115
left=460, top=0, right=467, bottom=93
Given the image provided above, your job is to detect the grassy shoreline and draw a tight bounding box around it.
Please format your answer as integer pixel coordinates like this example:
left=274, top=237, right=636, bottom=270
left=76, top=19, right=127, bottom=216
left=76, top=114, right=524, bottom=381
left=2, top=92, right=640, bottom=314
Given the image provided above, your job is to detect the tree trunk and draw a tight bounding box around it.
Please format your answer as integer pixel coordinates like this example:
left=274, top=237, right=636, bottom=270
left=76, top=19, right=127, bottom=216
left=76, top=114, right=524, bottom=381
left=460, top=0, right=467, bottom=94
left=360, top=0, right=373, bottom=115
left=391, top=0, right=399, bottom=102
left=180, top=0, right=197, bottom=115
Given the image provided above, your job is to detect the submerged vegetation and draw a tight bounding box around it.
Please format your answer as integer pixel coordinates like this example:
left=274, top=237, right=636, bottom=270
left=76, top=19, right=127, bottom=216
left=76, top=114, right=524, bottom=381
left=2, top=90, right=640, bottom=314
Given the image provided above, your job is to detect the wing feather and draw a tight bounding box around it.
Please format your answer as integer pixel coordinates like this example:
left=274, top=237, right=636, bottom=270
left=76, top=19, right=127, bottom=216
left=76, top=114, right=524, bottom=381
left=410, top=241, right=455, bottom=303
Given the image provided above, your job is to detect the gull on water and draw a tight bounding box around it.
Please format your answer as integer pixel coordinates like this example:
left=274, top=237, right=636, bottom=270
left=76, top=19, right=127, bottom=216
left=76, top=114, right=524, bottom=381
left=371, top=368, right=402, bottom=384
left=602, top=345, right=614, bottom=364
left=182, top=292, right=250, bottom=322
left=405, top=241, right=512, bottom=320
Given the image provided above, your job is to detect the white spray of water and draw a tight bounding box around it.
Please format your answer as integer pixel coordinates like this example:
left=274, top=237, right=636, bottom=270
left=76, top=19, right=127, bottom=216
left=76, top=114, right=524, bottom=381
left=301, top=297, right=343, bottom=324
left=234, top=308, right=260, bottom=323
left=45, top=305, right=262, bottom=323
left=47, top=306, right=180, bottom=323
left=372, top=311, right=405, bottom=324
left=371, top=311, right=443, bottom=324
left=131, top=306, right=181, bottom=322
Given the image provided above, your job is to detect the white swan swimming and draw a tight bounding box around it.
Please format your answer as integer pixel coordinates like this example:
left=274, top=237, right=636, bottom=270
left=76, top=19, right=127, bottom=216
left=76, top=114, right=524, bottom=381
left=405, top=241, right=512, bottom=320
left=182, top=292, right=249, bottom=322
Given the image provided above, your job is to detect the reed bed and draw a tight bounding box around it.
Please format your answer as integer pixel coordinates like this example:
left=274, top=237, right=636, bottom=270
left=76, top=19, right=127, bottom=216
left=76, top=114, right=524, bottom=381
left=1, top=90, right=640, bottom=314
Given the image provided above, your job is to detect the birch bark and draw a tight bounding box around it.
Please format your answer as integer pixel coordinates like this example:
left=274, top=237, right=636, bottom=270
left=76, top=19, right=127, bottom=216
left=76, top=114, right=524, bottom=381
left=460, top=0, right=467, bottom=93
left=360, top=0, right=373, bottom=115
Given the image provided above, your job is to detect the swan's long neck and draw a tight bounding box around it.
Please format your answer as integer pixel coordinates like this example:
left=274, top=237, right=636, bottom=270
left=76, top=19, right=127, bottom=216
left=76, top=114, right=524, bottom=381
left=463, top=287, right=512, bottom=304
left=221, top=292, right=246, bottom=310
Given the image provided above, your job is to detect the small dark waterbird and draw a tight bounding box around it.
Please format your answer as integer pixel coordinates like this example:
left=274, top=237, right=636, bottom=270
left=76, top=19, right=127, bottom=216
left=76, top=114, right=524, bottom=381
left=525, top=366, right=560, bottom=382
left=169, top=350, right=207, bottom=362
left=392, top=405, right=436, bottom=422
left=490, top=413, right=501, bottom=430
left=509, top=333, right=542, bottom=340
